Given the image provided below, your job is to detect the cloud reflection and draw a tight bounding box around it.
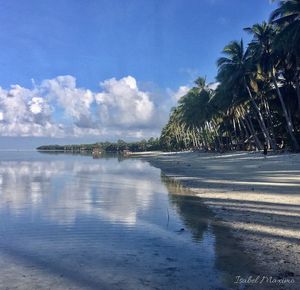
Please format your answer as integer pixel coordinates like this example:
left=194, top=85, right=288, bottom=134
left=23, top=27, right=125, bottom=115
left=0, top=157, right=164, bottom=225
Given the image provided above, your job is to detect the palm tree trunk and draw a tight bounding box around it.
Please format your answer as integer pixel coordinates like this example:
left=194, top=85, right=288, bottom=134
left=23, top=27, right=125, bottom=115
left=296, top=76, right=300, bottom=113
left=245, top=83, right=277, bottom=150
left=201, top=127, right=208, bottom=150
left=174, top=128, right=180, bottom=147
left=211, top=119, right=221, bottom=151
left=244, top=115, right=263, bottom=150
left=239, top=118, right=249, bottom=139
left=180, top=125, right=186, bottom=149
left=192, top=129, right=198, bottom=149
left=189, top=129, right=195, bottom=148
left=232, top=118, right=237, bottom=150
left=239, top=118, right=249, bottom=150
left=237, top=118, right=245, bottom=150
left=271, top=75, right=300, bottom=151
left=263, top=97, right=277, bottom=146
left=197, top=127, right=203, bottom=149
left=295, top=56, right=300, bottom=113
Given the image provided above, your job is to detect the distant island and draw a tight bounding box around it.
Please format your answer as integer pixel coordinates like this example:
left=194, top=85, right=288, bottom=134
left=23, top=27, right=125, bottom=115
left=36, top=138, right=161, bottom=153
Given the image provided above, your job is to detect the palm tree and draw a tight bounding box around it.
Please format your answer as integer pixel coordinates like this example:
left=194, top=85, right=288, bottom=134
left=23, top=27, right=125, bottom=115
left=217, top=40, right=277, bottom=150
left=160, top=1, right=300, bottom=152
left=244, top=22, right=279, bottom=149
left=244, top=22, right=276, bottom=75
left=267, top=0, right=300, bottom=150
left=194, top=76, right=207, bottom=90
left=270, top=0, right=300, bottom=55
left=270, top=0, right=300, bottom=108
left=270, top=0, right=300, bottom=150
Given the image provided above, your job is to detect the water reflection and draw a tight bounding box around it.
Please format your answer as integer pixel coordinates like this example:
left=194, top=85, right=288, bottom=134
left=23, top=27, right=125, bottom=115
left=164, top=176, right=210, bottom=242
left=162, top=175, right=255, bottom=288
left=0, top=156, right=159, bottom=225
left=37, top=150, right=127, bottom=162
left=0, top=152, right=253, bottom=289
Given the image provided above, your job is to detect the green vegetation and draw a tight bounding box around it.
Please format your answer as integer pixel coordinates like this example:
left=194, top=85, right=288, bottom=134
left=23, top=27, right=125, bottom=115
left=37, top=138, right=160, bottom=153
left=160, top=0, right=300, bottom=152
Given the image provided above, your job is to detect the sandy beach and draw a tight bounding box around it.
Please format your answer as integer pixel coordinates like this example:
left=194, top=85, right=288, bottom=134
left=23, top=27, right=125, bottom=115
left=135, top=151, right=300, bottom=289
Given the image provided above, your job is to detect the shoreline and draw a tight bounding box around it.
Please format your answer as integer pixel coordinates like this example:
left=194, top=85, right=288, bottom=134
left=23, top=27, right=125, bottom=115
left=138, top=151, right=300, bottom=289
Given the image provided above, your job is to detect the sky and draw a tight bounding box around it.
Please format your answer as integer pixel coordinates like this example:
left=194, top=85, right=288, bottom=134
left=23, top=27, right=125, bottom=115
left=0, top=0, right=276, bottom=149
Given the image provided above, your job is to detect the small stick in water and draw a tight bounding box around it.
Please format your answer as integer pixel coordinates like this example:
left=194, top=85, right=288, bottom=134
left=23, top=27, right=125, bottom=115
left=166, top=207, right=170, bottom=228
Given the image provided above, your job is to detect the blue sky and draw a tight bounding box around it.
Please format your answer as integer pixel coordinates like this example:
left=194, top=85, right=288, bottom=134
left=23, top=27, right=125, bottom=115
left=0, top=0, right=276, bottom=148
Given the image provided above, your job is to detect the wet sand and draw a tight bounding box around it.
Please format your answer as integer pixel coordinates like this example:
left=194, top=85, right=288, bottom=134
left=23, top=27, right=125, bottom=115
left=137, top=151, right=300, bottom=289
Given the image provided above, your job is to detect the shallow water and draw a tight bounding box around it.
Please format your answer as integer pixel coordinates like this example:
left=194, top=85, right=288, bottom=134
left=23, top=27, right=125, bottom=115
left=0, top=151, right=252, bottom=290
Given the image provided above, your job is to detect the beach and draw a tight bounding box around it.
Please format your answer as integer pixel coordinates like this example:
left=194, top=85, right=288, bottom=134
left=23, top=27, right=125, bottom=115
left=136, top=151, right=300, bottom=288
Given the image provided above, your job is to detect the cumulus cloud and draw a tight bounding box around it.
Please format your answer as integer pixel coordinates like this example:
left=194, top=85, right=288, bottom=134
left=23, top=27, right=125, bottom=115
left=0, top=75, right=178, bottom=139
left=0, top=85, right=63, bottom=137
left=29, top=97, right=44, bottom=114
left=40, top=75, right=95, bottom=128
left=95, top=76, right=154, bottom=128
left=167, top=85, right=190, bottom=102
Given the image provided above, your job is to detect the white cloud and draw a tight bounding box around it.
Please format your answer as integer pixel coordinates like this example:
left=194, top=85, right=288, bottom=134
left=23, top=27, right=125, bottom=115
left=208, top=82, right=219, bottom=90
left=0, top=75, right=183, bottom=139
left=29, top=97, right=44, bottom=114
left=95, top=76, right=154, bottom=128
left=0, top=85, right=63, bottom=137
left=40, top=75, right=95, bottom=128
left=167, top=85, right=190, bottom=102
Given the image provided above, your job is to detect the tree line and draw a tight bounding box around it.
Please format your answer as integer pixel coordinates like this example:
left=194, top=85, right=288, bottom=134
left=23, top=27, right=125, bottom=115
left=160, top=0, right=300, bottom=152
left=37, top=138, right=161, bottom=153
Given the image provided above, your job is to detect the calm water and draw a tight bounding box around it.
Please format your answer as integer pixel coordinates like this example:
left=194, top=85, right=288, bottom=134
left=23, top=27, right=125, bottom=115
left=0, top=151, right=252, bottom=290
